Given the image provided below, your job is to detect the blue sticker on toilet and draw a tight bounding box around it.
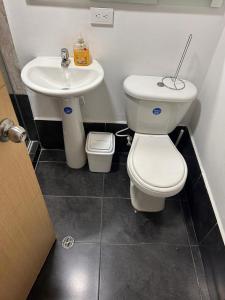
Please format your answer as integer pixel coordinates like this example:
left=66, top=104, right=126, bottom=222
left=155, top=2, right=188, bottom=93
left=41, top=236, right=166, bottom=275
left=64, top=107, right=73, bottom=114
left=152, top=107, right=162, bottom=115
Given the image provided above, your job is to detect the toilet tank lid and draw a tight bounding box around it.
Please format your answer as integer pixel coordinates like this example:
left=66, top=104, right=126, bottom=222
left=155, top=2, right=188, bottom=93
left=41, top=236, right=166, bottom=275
left=123, top=75, right=197, bottom=102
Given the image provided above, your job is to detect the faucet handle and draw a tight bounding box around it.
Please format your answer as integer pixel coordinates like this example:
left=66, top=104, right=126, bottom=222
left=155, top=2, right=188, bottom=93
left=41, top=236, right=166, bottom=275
left=61, top=48, right=69, bottom=60
left=61, top=48, right=71, bottom=68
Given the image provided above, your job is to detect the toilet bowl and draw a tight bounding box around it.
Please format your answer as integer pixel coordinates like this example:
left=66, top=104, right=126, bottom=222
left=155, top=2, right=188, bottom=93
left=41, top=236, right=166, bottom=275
left=127, top=133, right=187, bottom=212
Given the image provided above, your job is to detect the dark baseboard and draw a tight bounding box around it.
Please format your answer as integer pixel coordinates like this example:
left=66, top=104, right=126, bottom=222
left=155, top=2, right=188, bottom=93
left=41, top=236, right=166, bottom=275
left=35, top=120, right=64, bottom=149
left=10, top=94, right=38, bottom=141
left=35, top=120, right=134, bottom=152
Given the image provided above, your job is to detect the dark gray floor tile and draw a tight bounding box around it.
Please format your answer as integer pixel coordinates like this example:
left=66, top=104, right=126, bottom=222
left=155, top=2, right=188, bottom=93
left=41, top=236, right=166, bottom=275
left=104, top=164, right=130, bottom=198
left=100, top=244, right=201, bottom=300
left=28, top=241, right=99, bottom=300
left=45, top=196, right=102, bottom=242
left=102, top=197, right=189, bottom=244
left=39, top=150, right=66, bottom=162
left=191, top=246, right=211, bottom=300
left=36, top=162, right=104, bottom=196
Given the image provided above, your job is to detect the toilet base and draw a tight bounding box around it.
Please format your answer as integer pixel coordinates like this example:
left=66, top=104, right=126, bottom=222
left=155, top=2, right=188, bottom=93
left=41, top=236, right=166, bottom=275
left=130, top=181, right=165, bottom=212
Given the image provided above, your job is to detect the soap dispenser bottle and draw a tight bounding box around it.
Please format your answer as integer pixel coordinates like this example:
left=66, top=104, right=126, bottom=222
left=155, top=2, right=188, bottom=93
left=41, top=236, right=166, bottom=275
left=73, top=36, right=91, bottom=66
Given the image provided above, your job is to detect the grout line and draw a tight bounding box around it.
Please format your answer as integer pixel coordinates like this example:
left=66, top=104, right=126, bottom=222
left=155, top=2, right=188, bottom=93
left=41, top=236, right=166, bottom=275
left=38, top=161, right=66, bottom=164
left=38, top=160, right=127, bottom=165
left=57, top=239, right=192, bottom=247
left=34, top=148, right=43, bottom=172
left=181, top=196, right=199, bottom=245
left=180, top=197, right=197, bottom=246
left=97, top=197, right=104, bottom=300
left=43, top=194, right=131, bottom=199
left=55, top=238, right=192, bottom=248
left=199, top=223, right=217, bottom=245
left=43, top=194, right=180, bottom=201
left=68, top=240, right=192, bottom=247
left=102, top=174, right=105, bottom=197
left=37, top=160, right=127, bottom=165
left=44, top=194, right=104, bottom=199
left=41, top=148, right=65, bottom=151
left=191, top=245, right=211, bottom=300
left=103, top=196, right=131, bottom=200
left=99, top=241, right=191, bottom=247
left=179, top=199, right=204, bottom=300
left=39, top=160, right=66, bottom=163
left=189, top=246, right=203, bottom=300
left=187, top=208, right=199, bottom=245
left=73, top=241, right=100, bottom=245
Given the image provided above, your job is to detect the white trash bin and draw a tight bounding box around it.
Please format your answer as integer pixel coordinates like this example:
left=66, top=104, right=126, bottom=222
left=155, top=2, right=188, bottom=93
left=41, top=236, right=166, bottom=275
left=86, top=132, right=115, bottom=173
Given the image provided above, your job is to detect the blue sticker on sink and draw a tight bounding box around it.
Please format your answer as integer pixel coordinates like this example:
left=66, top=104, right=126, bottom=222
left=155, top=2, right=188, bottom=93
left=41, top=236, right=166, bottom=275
left=152, top=107, right=162, bottom=115
left=64, top=107, right=73, bottom=114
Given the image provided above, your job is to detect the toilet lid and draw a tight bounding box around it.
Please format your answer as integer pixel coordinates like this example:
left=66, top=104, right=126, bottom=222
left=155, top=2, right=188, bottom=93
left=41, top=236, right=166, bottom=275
left=128, top=134, right=186, bottom=189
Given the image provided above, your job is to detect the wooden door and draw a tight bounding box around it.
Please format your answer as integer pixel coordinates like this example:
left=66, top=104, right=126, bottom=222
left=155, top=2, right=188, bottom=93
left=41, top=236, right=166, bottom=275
left=0, top=71, right=55, bottom=300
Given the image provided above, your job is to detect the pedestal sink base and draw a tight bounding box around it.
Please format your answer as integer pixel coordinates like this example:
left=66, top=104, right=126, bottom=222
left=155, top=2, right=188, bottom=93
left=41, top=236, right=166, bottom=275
left=62, top=97, right=86, bottom=169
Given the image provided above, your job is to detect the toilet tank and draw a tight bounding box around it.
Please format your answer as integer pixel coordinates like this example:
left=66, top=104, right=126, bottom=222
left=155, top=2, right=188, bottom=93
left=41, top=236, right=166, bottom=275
left=123, top=75, right=197, bottom=134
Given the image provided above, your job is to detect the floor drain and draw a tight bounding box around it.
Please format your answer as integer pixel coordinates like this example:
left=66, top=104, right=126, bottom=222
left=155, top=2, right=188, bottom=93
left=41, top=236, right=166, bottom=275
left=62, top=236, right=74, bottom=249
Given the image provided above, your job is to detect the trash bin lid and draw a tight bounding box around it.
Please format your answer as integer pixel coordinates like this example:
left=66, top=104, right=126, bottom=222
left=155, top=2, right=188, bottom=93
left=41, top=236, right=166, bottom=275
left=86, top=132, right=115, bottom=154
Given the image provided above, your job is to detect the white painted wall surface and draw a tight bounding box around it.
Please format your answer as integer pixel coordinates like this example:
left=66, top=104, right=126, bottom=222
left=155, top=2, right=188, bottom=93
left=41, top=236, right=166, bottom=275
left=191, top=25, right=225, bottom=242
left=3, top=0, right=225, bottom=123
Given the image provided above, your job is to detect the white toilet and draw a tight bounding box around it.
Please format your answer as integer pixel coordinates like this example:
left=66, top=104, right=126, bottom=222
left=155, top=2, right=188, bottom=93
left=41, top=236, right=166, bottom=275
left=123, top=75, right=197, bottom=212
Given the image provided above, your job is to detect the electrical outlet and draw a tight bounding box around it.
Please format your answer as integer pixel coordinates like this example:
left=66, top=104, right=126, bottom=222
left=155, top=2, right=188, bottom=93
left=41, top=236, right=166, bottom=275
left=90, top=7, right=114, bottom=25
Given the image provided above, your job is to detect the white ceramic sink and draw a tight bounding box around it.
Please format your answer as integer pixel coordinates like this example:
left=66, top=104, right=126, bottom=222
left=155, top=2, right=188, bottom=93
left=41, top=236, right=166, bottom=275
left=21, top=56, right=104, bottom=169
left=21, top=57, right=104, bottom=97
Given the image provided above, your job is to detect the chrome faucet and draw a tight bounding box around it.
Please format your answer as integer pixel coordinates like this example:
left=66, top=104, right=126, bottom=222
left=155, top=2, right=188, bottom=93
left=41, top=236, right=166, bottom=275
left=61, top=48, right=71, bottom=68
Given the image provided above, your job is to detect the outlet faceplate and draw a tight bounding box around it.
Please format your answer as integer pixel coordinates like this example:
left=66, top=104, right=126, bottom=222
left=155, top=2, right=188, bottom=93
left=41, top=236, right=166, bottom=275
left=90, top=7, right=114, bottom=25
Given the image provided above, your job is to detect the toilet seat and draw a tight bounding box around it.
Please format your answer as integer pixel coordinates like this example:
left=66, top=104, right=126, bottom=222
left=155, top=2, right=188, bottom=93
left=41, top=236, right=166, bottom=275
left=127, top=133, right=187, bottom=198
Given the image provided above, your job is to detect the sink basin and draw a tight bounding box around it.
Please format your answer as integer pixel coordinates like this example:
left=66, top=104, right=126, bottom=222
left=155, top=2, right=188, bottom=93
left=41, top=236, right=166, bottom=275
left=21, top=57, right=104, bottom=97
left=21, top=56, right=104, bottom=169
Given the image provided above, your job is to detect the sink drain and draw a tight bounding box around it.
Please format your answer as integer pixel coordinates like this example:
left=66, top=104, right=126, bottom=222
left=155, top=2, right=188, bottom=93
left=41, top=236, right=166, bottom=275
left=62, top=236, right=74, bottom=249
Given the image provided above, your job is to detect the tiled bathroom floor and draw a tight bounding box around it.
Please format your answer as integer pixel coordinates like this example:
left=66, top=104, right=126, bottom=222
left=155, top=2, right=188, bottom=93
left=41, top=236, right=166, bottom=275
left=28, top=150, right=210, bottom=300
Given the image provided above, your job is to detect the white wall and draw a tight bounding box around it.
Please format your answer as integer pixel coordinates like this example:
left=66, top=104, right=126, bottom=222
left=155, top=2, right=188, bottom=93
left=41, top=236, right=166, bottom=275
left=3, top=0, right=225, bottom=122
left=191, top=25, right=225, bottom=242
